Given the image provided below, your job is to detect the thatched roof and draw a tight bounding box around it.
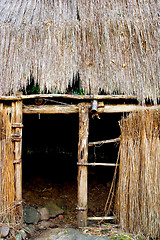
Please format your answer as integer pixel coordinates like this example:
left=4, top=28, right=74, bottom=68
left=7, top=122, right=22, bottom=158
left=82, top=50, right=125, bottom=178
left=0, top=0, right=160, bottom=102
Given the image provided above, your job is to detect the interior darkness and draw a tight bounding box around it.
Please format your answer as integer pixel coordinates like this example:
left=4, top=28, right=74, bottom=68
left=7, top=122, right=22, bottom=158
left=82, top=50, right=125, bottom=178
left=22, top=113, right=123, bottom=185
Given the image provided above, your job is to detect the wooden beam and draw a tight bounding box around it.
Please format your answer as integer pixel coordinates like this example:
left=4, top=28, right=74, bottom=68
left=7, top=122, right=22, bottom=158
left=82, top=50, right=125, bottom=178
left=0, top=96, right=21, bottom=101
left=23, top=104, right=160, bottom=114
left=1, top=93, right=160, bottom=102
left=87, top=216, right=116, bottom=221
left=21, top=94, right=138, bottom=100
left=77, top=103, right=89, bottom=228
left=23, top=104, right=79, bottom=114
left=0, top=104, right=2, bottom=219
left=88, top=137, right=120, bottom=146
left=0, top=94, right=137, bottom=100
left=11, top=100, right=23, bottom=222
left=98, top=104, right=160, bottom=113
left=77, top=162, right=119, bottom=167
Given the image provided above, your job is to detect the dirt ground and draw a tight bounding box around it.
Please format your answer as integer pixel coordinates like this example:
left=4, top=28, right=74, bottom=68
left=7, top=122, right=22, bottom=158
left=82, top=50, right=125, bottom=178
left=22, top=179, right=145, bottom=239
left=22, top=177, right=113, bottom=228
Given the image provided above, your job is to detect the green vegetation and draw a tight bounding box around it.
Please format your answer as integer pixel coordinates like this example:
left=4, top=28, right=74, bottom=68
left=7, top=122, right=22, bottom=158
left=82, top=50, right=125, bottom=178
left=73, top=88, right=85, bottom=95
left=26, top=82, right=40, bottom=94
left=111, top=234, right=133, bottom=240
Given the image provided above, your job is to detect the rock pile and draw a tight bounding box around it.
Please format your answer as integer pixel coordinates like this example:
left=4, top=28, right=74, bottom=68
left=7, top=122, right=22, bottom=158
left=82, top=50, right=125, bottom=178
left=0, top=201, right=64, bottom=239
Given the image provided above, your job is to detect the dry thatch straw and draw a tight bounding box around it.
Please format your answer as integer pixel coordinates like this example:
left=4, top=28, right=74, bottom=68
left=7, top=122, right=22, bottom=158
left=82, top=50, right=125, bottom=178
left=116, top=109, right=160, bottom=239
left=0, top=0, right=159, bottom=102
left=0, top=109, right=15, bottom=223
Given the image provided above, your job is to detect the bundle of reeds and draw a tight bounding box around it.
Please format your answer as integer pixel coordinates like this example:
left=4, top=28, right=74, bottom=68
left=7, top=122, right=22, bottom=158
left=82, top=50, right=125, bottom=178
left=0, top=109, right=15, bottom=223
left=116, top=110, right=160, bottom=239
left=0, top=0, right=159, bottom=102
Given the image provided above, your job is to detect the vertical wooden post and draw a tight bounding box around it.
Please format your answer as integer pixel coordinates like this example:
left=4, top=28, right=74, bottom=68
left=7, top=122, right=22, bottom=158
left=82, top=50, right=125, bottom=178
left=77, top=103, right=89, bottom=227
left=0, top=104, right=3, bottom=217
left=12, top=100, right=23, bottom=222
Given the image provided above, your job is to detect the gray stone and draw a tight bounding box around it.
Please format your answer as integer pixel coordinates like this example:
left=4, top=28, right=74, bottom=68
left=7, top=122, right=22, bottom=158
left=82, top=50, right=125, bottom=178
left=60, top=195, right=68, bottom=199
left=56, top=201, right=67, bottom=211
left=15, top=233, right=22, bottom=240
left=19, top=229, right=27, bottom=239
left=32, top=228, right=109, bottom=240
left=37, top=207, right=50, bottom=221
left=24, top=224, right=36, bottom=234
left=44, top=202, right=64, bottom=218
left=0, top=226, right=10, bottom=238
left=37, top=220, right=56, bottom=229
left=23, top=206, right=40, bottom=224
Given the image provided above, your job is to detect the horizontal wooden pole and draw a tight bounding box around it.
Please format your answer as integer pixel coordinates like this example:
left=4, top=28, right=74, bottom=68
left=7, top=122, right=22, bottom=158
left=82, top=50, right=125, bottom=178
left=23, top=104, right=79, bottom=114
left=87, top=216, right=116, bottom=221
left=22, top=94, right=138, bottom=100
left=1, top=94, right=160, bottom=103
left=0, top=96, right=21, bottom=101
left=23, top=104, right=160, bottom=114
left=88, top=137, right=120, bottom=146
left=77, top=162, right=118, bottom=167
left=0, top=94, right=138, bottom=101
left=12, top=123, right=23, bottom=128
left=13, top=159, right=22, bottom=164
left=98, top=104, right=160, bottom=113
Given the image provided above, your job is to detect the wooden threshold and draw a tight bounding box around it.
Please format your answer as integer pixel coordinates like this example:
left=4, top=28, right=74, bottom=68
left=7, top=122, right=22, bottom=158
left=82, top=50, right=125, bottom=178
left=77, top=162, right=118, bottom=167
left=87, top=216, right=116, bottom=221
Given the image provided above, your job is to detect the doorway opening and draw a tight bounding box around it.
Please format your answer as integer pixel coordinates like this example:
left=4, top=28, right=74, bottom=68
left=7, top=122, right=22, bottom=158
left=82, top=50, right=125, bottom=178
left=22, top=112, right=122, bottom=226
left=22, top=114, right=79, bottom=226
left=88, top=113, right=122, bottom=218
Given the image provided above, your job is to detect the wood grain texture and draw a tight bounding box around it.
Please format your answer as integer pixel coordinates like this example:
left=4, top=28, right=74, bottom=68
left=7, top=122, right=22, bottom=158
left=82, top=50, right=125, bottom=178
left=77, top=103, right=89, bottom=228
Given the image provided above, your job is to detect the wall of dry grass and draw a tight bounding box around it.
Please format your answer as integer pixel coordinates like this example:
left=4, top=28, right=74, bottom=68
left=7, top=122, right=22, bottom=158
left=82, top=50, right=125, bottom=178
left=0, top=107, right=15, bottom=223
left=0, top=0, right=159, bottom=101
left=116, top=110, right=160, bottom=239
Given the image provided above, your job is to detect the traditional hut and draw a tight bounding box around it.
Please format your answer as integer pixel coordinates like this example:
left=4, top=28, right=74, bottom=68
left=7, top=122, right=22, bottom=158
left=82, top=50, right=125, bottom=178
left=0, top=0, right=159, bottom=238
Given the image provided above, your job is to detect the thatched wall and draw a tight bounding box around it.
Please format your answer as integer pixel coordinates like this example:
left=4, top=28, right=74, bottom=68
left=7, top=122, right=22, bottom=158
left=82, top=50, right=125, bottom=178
left=116, top=110, right=160, bottom=239
left=0, top=107, right=15, bottom=223
left=0, top=1, right=159, bottom=101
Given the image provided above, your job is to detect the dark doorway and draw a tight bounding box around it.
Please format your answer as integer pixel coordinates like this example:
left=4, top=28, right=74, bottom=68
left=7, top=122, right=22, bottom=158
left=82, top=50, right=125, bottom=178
left=22, top=112, right=122, bottom=225
left=22, top=114, right=79, bottom=183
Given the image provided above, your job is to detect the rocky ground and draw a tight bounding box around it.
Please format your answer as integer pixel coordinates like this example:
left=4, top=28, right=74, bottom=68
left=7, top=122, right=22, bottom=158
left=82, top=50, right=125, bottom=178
left=32, top=227, right=110, bottom=240
left=0, top=179, right=145, bottom=239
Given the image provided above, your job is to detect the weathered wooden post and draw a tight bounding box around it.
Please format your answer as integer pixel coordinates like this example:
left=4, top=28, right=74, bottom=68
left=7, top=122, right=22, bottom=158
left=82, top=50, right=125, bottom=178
left=77, top=103, right=89, bottom=227
left=12, top=100, right=23, bottom=222
left=0, top=104, right=3, bottom=219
